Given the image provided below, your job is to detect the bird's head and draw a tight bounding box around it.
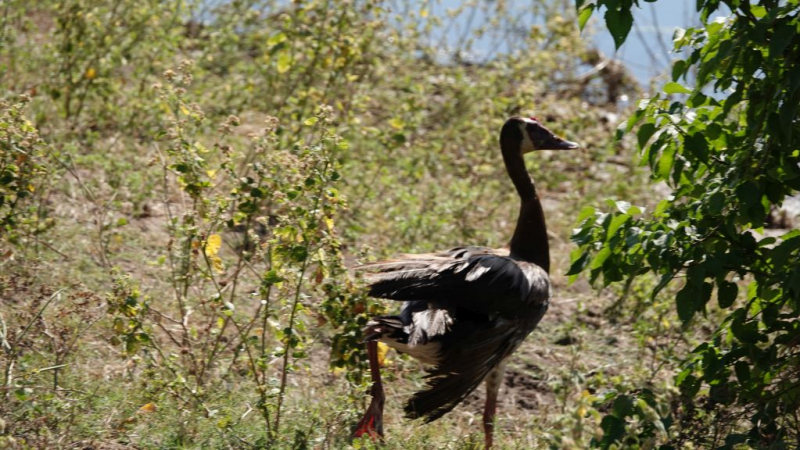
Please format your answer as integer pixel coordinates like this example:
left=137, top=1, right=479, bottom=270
left=505, top=116, right=579, bottom=154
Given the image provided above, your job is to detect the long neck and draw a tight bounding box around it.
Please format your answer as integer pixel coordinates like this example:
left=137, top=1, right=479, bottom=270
left=500, top=124, right=550, bottom=272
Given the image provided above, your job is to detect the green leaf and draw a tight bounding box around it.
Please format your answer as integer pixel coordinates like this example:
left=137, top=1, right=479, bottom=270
left=652, top=272, right=674, bottom=299
left=750, top=5, right=767, bottom=18
left=684, top=132, right=709, bottom=163
left=672, top=59, right=687, bottom=81
left=590, top=246, right=612, bottom=270
left=615, top=200, right=632, bottom=214
left=734, top=360, right=751, bottom=383
left=578, top=4, right=595, bottom=30
left=663, top=81, right=692, bottom=94
left=688, top=91, right=707, bottom=108
left=567, top=251, right=590, bottom=276
left=676, top=285, right=696, bottom=323
left=576, top=205, right=596, bottom=222
left=771, top=235, right=800, bottom=269
left=612, top=395, right=635, bottom=417
left=736, top=181, right=764, bottom=222
left=706, top=17, right=725, bottom=38
left=657, top=142, right=676, bottom=180
left=267, top=32, right=287, bottom=48
left=717, top=281, right=738, bottom=308
left=606, top=214, right=631, bottom=241
left=625, top=106, right=647, bottom=133
left=731, top=310, right=762, bottom=344
left=788, top=266, right=800, bottom=303
left=598, top=415, right=625, bottom=446
left=262, top=269, right=285, bottom=287
left=654, top=199, right=671, bottom=217
left=707, top=191, right=725, bottom=215
left=636, top=123, right=657, bottom=150
left=604, top=7, right=634, bottom=49
left=290, top=245, right=308, bottom=262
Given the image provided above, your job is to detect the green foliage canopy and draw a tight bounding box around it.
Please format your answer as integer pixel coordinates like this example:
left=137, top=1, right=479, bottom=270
left=573, top=0, right=800, bottom=447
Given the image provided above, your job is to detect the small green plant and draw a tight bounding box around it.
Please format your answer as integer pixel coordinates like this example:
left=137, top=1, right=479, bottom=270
left=0, top=95, right=54, bottom=253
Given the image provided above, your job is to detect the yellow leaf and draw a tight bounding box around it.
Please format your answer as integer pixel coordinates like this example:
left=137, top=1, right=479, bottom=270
left=420, top=8, right=428, bottom=18
left=138, top=403, right=157, bottom=413
left=388, top=117, right=404, bottom=129
left=267, top=32, right=287, bottom=47
left=377, top=342, right=389, bottom=366
left=210, top=255, right=224, bottom=274
left=276, top=53, right=292, bottom=74
left=206, top=169, right=217, bottom=178
left=204, top=234, right=222, bottom=257
left=180, top=105, right=191, bottom=116
left=85, top=67, right=96, bottom=80
left=324, top=217, right=334, bottom=231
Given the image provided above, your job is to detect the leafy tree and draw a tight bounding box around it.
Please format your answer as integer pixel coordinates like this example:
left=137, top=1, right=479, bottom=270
left=572, top=0, right=800, bottom=447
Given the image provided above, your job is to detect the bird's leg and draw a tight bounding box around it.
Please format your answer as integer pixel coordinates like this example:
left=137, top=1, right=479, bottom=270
left=482, top=361, right=507, bottom=449
left=352, top=340, right=385, bottom=441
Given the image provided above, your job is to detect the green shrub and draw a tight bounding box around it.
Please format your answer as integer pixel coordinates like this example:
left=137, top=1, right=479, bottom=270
left=572, top=0, right=800, bottom=447
left=0, top=95, right=54, bottom=250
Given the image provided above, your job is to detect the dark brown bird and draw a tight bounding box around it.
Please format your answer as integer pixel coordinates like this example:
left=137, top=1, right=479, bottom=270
left=352, top=116, right=579, bottom=448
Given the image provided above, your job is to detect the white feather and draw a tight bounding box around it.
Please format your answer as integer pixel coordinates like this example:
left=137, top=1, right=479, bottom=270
left=518, top=122, right=535, bottom=153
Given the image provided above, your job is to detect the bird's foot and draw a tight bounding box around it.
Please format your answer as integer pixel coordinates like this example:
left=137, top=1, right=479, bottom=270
left=352, top=383, right=385, bottom=441
left=352, top=414, right=383, bottom=441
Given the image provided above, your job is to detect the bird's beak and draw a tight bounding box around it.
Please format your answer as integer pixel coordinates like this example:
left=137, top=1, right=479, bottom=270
left=540, top=134, right=579, bottom=150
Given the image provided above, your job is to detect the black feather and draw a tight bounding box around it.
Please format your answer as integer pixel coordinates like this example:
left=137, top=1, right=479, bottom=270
left=359, top=247, right=550, bottom=422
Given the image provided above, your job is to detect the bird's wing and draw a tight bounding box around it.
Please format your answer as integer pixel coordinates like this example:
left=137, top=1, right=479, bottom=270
left=404, top=318, right=525, bottom=422
left=360, top=247, right=551, bottom=421
left=360, top=251, right=548, bottom=316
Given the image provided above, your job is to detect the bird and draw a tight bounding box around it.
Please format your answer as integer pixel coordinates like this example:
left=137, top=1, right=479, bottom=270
left=351, top=116, right=579, bottom=448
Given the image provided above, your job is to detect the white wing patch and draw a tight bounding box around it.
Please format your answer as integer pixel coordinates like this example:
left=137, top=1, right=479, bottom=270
left=465, top=263, right=491, bottom=281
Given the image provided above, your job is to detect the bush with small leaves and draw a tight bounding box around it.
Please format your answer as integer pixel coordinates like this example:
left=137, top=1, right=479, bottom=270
left=572, top=0, right=800, bottom=447
left=104, top=62, right=377, bottom=446
left=0, top=95, right=54, bottom=251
